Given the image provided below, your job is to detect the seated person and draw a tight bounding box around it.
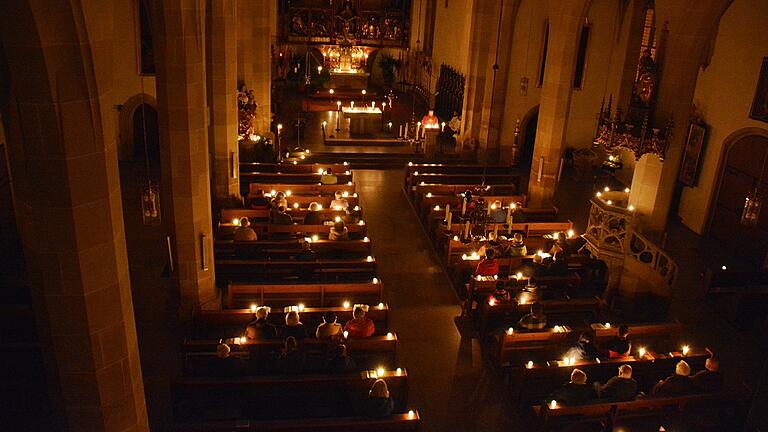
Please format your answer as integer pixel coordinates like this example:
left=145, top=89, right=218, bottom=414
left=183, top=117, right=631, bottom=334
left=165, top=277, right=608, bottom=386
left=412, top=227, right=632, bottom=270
left=269, top=191, right=288, bottom=210
left=506, top=233, right=527, bottom=257
left=653, top=360, right=697, bottom=397
left=330, top=191, right=350, bottom=211
left=328, top=220, right=349, bottom=241
left=551, top=369, right=596, bottom=405
left=478, top=233, right=502, bottom=258
left=344, top=306, right=375, bottom=338
left=249, top=189, right=270, bottom=208
left=233, top=217, right=258, bottom=241
left=487, top=281, right=511, bottom=305
left=303, top=202, right=323, bottom=225
left=490, top=200, right=507, bottom=223
left=246, top=306, right=277, bottom=340
left=550, top=232, right=570, bottom=256
left=271, top=205, right=294, bottom=225
left=607, top=325, right=631, bottom=358
left=320, top=168, right=338, bottom=185
left=522, top=254, right=547, bottom=278
left=278, top=336, right=306, bottom=374
left=316, top=310, right=342, bottom=339
left=691, top=348, right=722, bottom=392
left=325, top=343, right=357, bottom=374
left=546, top=251, right=569, bottom=276
left=518, top=302, right=547, bottom=330
left=209, top=343, right=245, bottom=377
left=572, top=332, right=600, bottom=361
left=595, top=364, right=638, bottom=401
left=295, top=240, right=318, bottom=261
left=475, top=248, right=499, bottom=277
left=283, top=311, right=306, bottom=340
left=364, top=379, right=394, bottom=417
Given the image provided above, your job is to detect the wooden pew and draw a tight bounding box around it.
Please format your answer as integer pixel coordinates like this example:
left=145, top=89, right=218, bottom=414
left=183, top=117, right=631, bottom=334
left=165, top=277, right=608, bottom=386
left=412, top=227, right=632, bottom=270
left=169, top=412, right=421, bottom=431
left=407, top=173, right=520, bottom=192
left=225, top=281, right=383, bottom=308
left=172, top=370, right=409, bottom=421
left=217, top=222, right=368, bottom=240
left=220, top=208, right=358, bottom=225
left=192, top=305, right=390, bottom=338
left=411, top=183, right=519, bottom=200
left=248, top=183, right=356, bottom=198
left=240, top=162, right=350, bottom=174
left=215, top=258, right=377, bottom=284
left=466, top=273, right=583, bottom=314
left=405, top=162, right=515, bottom=174
left=477, top=296, right=603, bottom=336
left=533, top=391, right=746, bottom=432
left=509, top=350, right=709, bottom=404
left=241, top=172, right=353, bottom=185
left=273, top=194, right=360, bottom=209
left=214, top=239, right=372, bottom=260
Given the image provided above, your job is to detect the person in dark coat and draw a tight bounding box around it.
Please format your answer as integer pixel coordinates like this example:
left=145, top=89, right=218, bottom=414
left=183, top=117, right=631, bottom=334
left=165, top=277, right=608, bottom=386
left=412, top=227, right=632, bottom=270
left=325, top=343, right=357, bottom=374
left=653, top=360, right=697, bottom=397
left=363, top=379, right=394, bottom=417
left=278, top=336, right=306, bottom=374
left=246, top=307, right=277, bottom=340
left=607, top=325, right=632, bottom=358
left=303, top=202, right=323, bottom=225
left=208, top=343, right=245, bottom=377
left=595, top=364, right=638, bottom=401
left=271, top=205, right=294, bottom=225
left=691, top=349, right=723, bottom=392
left=551, top=369, right=596, bottom=405
left=282, top=311, right=306, bottom=340
left=295, top=240, right=318, bottom=261
left=573, top=332, right=600, bottom=361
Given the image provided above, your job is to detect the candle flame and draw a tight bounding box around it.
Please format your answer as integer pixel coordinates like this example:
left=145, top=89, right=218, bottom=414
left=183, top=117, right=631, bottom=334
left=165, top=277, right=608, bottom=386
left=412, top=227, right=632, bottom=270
left=386, top=332, right=394, bottom=340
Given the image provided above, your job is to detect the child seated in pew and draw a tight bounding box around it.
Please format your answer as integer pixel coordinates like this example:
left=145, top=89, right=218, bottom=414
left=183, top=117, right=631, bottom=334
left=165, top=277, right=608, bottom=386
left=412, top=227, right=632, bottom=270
left=303, top=202, right=323, bottom=225
left=331, top=191, right=349, bottom=211
left=233, top=217, right=258, bottom=241
left=550, top=369, right=596, bottom=405
left=247, top=307, right=278, bottom=340
left=594, top=364, right=639, bottom=402
left=316, top=311, right=342, bottom=339
left=208, top=343, right=246, bottom=377
left=475, top=248, right=499, bottom=277
left=324, top=343, right=357, bottom=374
left=329, top=220, right=349, bottom=241
left=518, top=302, right=547, bottom=330
left=278, top=336, right=306, bottom=375
left=364, top=379, right=395, bottom=418
left=344, top=306, right=375, bottom=338
left=506, top=233, right=527, bottom=257
left=607, top=325, right=632, bottom=359
left=653, top=360, right=697, bottom=397
left=283, top=311, right=306, bottom=341
left=691, top=348, right=723, bottom=392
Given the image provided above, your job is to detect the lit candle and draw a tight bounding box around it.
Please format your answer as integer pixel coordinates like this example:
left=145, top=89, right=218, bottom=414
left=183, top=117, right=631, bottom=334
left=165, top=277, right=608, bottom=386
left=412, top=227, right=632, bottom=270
left=507, top=327, right=514, bottom=335
left=550, top=400, right=558, bottom=409
left=343, top=330, right=349, bottom=338
left=506, top=205, right=512, bottom=225
left=400, top=125, right=404, bottom=137
left=604, top=186, right=610, bottom=192
left=493, top=223, right=499, bottom=237
left=434, top=205, right=440, bottom=211
left=250, top=304, right=257, bottom=313
left=293, top=202, right=299, bottom=209
left=372, top=277, right=379, bottom=284
left=378, top=302, right=384, bottom=309
left=343, top=301, right=350, bottom=309
left=377, top=367, right=385, bottom=377
left=363, top=236, right=370, bottom=242
left=350, top=101, right=354, bottom=109
left=312, top=234, right=319, bottom=242
left=605, top=322, right=611, bottom=328
left=624, top=187, right=630, bottom=193
left=386, top=332, right=394, bottom=340
left=441, top=122, right=446, bottom=132
left=682, top=345, right=689, bottom=355
left=527, top=361, right=534, bottom=369
left=232, top=218, right=240, bottom=226
left=408, top=410, right=415, bottom=419
left=367, top=256, right=374, bottom=262
left=446, top=210, right=453, bottom=230
left=396, top=367, right=402, bottom=375
left=298, top=303, right=305, bottom=311
left=567, top=229, right=574, bottom=238
left=516, top=272, right=523, bottom=280
left=638, top=347, right=646, bottom=358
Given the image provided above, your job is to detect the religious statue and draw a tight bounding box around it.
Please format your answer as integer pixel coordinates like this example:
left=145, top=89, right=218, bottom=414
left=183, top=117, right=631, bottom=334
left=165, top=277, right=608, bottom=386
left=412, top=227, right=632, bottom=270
left=237, top=85, right=258, bottom=138
left=633, top=49, right=657, bottom=106
left=336, top=0, right=358, bottom=44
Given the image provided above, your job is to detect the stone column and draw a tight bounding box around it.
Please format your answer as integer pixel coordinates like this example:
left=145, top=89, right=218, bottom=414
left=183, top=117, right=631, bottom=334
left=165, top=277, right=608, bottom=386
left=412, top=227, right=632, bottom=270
left=238, top=0, right=272, bottom=133
left=0, top=2, right=148, bottom=430
left=154, top=0, right=217, bottom=312
left=527, top=0, right=590, bottom=207
left=208, top=0, right=240, bottom=201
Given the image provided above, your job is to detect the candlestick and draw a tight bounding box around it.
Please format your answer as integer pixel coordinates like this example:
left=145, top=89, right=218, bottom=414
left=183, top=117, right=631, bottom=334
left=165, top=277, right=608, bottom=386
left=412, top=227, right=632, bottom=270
left=506, top=205, right=512, bottom=225
left=399, top=124, right=404, bottom=138
left=462, top=198, right=467, bottom=216
left=464, top=221, right=470, bottom=239
left=493, top=224, right=499, bottom=237
left=441, top=122, right=446, bottom=132
left=446, top=210, right=452, bottom=230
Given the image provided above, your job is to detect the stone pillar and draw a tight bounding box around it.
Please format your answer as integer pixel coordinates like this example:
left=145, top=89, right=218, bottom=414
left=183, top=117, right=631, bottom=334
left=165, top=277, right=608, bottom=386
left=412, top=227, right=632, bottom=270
left=208, top=0, right=240, bottom=201
left=238, top=0, right=272, bottom=133
left=0, top=2, right=148, bottom=430
left=527, top=0, right=590, bottom=207
left=154, top=0, right=217, bottom=312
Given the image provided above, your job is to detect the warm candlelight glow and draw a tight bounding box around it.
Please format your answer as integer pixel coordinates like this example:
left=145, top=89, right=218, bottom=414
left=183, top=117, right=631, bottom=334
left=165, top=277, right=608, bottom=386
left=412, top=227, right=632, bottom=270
left=682, top=345, right=690, bottom=355
left=516, top=272, right=523, bottom=280
left=377, top=367, right=385, bottom=377
left=426, top=192, right=432, bottom=198
left=527, top=361, right=534, bottom=369
left=298, top=303, right=305, bottom=311
left=625, top=187, right=631, bottom=193
left=453, top=235, right=459, bottom=241
left=408, top=162, right=413, bottom=166
left=232, top=218, right=240, bottom=226
left=638, top=347, right=646, bottom=358
left=413, top=171, right=419, bottom=175
left=605, top=322, right=611, bottom=328
left=353, top=193, right=358, bottom=198
left=312, top=235, right=319, bottom=242
left=721, top=265, right=727, bottom=270
left=488, top=297, right=497, bottom=306
left=628, top=205, right=635, bottom=211
left=596, top=192, right=602, bottom=197
left=293, top=202, right=299, bottom=209
left=359, top=220, right=365, bottom=226
left=507, top=327, right=514, bottom=335
left=434, top=205, right=440, bottom=211
left=342, top=191, right=349, bottom=198
left=367, top=256, right=373, bottom=262
left=604, top=186, right=610, bottom=192
left=408, top=410, right=415, bottom=419
left=378, top=302, right=385, bottom=309
left=607, top=200, right=613, bottom=205
left=345, top=170, right=351, bottom=175
left=363, top=236, right=370, bottom=242
left=386, top=332, right=394, bottom=340
left=372, top=277, right=379, bottom=284
left=335, top=216, right=341, bottom=222
left=510, top=203, right=517, bottom=209
left=343, top=301, right=350, bottom=309
left=343, top=330, right=349, bottom=338
left=250, top=304, right=257, bottom=313
left=550, top=400, right=558, bottom=409
left=567, top=229, right=575, bottom=238
left=348, top=181, right=353, bottom=186
left=396, top=367, right=402, bottom=375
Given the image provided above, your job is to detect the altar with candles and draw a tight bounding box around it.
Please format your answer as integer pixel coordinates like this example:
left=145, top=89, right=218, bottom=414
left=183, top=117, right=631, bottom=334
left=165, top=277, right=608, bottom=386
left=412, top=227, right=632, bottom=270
left=323, top=45, right=371, bottom=90
left=342, top=105, right=382, bottom=136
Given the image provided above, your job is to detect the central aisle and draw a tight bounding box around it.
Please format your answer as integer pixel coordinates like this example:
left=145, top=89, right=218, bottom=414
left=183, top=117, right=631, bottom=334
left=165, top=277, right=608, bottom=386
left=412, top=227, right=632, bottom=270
left=354, top=169, right=522, bottom=432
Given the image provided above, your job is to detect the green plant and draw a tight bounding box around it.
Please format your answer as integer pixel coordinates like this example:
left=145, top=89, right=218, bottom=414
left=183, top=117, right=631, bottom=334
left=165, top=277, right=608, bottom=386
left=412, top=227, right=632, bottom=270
left=378, top=53, right=400, bottom=86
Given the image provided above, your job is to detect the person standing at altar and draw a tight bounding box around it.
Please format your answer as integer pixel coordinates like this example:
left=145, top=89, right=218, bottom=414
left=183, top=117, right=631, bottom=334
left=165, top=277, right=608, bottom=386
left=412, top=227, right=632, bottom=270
left=421, top=109, right=439, bottom=128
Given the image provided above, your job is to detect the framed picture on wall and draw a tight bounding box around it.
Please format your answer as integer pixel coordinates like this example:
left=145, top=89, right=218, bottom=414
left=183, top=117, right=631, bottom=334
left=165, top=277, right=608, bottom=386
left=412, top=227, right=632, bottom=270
left=679, top=122, right=707, bottom=187
left=749, top=57, right=768, bottom=123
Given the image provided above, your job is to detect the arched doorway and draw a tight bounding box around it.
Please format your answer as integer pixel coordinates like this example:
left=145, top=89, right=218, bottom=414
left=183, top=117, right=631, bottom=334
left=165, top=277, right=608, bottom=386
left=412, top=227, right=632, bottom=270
left=518, top=106, right=539, bottom=167
left=710, top=133, right=768, bottom=262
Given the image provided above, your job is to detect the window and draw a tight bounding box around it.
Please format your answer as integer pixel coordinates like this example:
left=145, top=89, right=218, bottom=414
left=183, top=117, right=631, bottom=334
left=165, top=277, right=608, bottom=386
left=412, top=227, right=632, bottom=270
left=636, top=0, right=656, bottom=80
left=537, top=20, right=549, bottom=87
left=573, top=25, right=591, bottom=88
left=137, top=0, right=155, bottom=75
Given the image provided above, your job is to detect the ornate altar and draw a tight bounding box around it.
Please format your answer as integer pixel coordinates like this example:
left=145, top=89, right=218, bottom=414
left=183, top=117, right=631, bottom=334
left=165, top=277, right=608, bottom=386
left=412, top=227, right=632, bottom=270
left=321, top=44, right=371, bottom=89
left=279, top=0, right=411, bottom=48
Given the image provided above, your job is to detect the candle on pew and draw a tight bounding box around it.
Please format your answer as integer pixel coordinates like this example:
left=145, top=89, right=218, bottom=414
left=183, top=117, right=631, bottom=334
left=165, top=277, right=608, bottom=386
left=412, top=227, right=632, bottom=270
left=446, top=205, right=452, bottom=229
left=487, top=204, right=492, bottom=215
left=506, top=205, right=512, bottom=225
left=462, top=198, right=467, bottom=216
left=464, top=221, right=470, bottom=239
left=399, top=124, right=403, bottom=138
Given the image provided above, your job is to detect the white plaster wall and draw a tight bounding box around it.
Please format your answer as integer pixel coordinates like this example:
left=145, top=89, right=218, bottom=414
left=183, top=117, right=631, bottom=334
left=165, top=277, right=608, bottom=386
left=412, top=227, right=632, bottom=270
left=430, top=0, right=474, bottom=76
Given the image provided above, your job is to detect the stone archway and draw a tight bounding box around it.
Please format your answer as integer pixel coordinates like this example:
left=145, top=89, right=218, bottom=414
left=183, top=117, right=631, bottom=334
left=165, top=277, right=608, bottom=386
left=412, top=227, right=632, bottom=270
left=118, top=93, right=159, bottom=161
left=707, top=127, right=768, bottom=262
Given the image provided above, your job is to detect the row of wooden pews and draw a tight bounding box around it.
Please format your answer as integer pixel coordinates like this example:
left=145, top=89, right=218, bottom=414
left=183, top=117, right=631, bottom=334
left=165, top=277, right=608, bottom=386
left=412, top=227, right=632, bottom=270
left=174, top=164, right=421, bottom=430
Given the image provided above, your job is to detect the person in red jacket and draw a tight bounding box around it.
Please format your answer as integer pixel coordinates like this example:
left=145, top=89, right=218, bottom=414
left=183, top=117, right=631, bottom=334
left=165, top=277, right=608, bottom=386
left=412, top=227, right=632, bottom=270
left=475, top=248, right=499, bottom=277
left=344, top=306, right=375, bottom=338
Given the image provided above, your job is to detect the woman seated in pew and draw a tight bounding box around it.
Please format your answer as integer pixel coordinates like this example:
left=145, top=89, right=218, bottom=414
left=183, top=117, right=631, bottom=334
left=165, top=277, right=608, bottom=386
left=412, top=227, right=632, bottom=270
left=208, top=343, right=245, bottom=377
left=490, top=200, right=507, bottom=224
left=270, top=205, right=294, bottom=225
left=568, top=332, right=600, bottom=362
left=607, top=325, right=632, bottom=359
left=364, top=379, right=395, bottom=417
left=233, top=217, right=258, bottom=241
left=331, top=191, right=350, bottom=211
left=474, top=248, right=499, bottom=277
left=505, top=233, right=527, bottom=257
left=303, top=202, right=323, bottom=225
left=344, top=306, right=375, bottom=338
left=246, top=307, right=278, bottom=340
left=653, top=360, right=697, bottom=397
left=283, top=311, right=306, bottom=340
left=316, top=310, right=342, bottom=339
left=550, top=369, right=597, bottom=405
left=517, top=302, right=547, bottom=330
left=328, top=220, right=349, bottom=241
left=269, top=191, right=288, bottom=210
left=594, top=364, right=639, bottom=402
left=278, top=336, right=306, bottom=374
left=324, top=343, right=357, bottom=374
left=691, top=348, right=722, bottom=392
